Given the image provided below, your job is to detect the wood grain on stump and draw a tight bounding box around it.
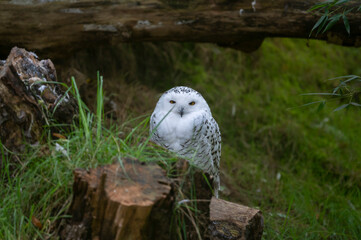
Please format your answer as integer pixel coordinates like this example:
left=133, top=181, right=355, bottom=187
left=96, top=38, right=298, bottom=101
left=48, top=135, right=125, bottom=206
left=208, top=197, right=264, bottom=240
left=61, top=158, right=174, bottom=240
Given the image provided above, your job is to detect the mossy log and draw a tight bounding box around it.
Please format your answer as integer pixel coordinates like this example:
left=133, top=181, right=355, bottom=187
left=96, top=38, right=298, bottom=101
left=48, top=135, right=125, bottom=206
left=0, top=47, right=77, bottom=154
left=208, top=197, right=264, bottom=240
left=1, top=0, right=360, bottom=59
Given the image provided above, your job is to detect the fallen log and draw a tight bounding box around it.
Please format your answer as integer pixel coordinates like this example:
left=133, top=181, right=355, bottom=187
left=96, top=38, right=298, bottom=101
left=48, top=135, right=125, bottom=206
left=0, top=0, right=360, bottom=59
left=0, top=47, right=77, bottom=153
left=208, top=197, right=264, bottom=240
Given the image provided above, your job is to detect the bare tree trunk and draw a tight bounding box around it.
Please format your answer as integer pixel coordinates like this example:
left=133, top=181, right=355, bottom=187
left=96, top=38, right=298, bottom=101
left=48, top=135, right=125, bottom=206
left=0, top=0, right=360, bottom=59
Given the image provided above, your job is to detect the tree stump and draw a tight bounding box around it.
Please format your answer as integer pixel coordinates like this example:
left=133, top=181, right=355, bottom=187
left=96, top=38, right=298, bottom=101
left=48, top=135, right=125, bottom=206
left=0, top=47, right=77, bottom=154
left=61, top=158, right=174, bottom=240
left=208, top=197, right=264, bottom=240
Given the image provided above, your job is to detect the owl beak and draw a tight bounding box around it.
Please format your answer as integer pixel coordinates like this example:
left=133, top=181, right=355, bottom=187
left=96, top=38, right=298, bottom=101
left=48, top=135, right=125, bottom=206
left=178, top=107, right=185, bottom=117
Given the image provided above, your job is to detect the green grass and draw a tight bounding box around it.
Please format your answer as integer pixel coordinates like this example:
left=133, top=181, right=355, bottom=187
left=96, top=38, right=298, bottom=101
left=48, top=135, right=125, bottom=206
left=0, top=75, right=201, bottom=239
left=164, top=39, right=361, bottom=239
left=117, top=39, right=360, bottom=239
left=1, top=38, right=361, bottom=239
left=0, top=83, right=141, bottom=238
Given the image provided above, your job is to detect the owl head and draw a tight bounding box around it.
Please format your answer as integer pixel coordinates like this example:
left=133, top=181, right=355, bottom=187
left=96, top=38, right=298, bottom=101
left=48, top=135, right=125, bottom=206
left=155, top=86, right=211, bottom=117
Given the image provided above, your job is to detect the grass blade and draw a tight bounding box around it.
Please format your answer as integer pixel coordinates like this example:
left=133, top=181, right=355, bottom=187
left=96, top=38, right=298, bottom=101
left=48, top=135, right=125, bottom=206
left=333, top=103, right=349, bottom=112
left=342, top=14, right=350, bottom=34
left=317, top=100, right=326, bottom=112
left=96, top=72, right=104, bottom=145
left=301, top=93, right=341, bottom=96
left=335, top=0, right=350, bottom=5
left=71, top=77, right=92, bottom=146
left=316, top=14, right=329, bottom=36
left=310, top=15, right=327, bottom=37
left=299, top=100, right=325, bottom=108
left=350, top=102, right=361, bottom=107
left=322, top=14, right=342, bottom=33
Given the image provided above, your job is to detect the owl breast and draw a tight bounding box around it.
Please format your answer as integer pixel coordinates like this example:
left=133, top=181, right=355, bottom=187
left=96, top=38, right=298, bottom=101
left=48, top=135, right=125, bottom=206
left=153, top=111, right=198, bottom=152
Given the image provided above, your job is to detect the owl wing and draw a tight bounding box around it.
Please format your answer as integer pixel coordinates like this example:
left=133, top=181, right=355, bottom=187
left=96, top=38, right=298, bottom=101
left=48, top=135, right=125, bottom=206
left=190, top=112, right=221, bottom=197
left=150, top=112, right=165, bottom=147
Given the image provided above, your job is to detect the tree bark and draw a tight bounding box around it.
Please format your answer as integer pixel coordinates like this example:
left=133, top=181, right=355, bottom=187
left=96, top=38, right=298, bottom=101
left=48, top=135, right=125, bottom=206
left=0, top=0, right=360, bottom=59
left=208, top=197, right=264, bottom=240
left=0, top=47, right=77, bottom=154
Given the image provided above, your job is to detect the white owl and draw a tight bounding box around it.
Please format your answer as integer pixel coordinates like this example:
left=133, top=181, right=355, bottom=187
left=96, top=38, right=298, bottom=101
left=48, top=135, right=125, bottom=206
left=150, top=86, right=221, bottom=198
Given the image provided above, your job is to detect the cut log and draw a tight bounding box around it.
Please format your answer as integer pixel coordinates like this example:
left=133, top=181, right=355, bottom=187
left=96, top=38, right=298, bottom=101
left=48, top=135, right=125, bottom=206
left=0, top=47, right=77, bottom=153
left=0, top=0, right=360, bottom=59
left=60, top=158, right=174, bottom=240
left=208, top=197, right=264, bottom=240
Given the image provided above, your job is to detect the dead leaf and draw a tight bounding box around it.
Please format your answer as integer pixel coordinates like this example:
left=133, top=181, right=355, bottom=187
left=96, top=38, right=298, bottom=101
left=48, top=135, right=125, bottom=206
left=53, top=133, right=66, bottom=139
left=32, top=216, right=43, bottom=230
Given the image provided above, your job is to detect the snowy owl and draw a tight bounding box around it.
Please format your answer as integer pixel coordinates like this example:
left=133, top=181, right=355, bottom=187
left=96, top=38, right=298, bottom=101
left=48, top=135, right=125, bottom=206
left=150, top=86, right=221, bottom=197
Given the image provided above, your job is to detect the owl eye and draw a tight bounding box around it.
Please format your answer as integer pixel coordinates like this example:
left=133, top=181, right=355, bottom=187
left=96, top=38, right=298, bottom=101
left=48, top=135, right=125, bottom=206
left=189, top=101, right=196, bottom=106
left=170, top=100, right=176, bottom=104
